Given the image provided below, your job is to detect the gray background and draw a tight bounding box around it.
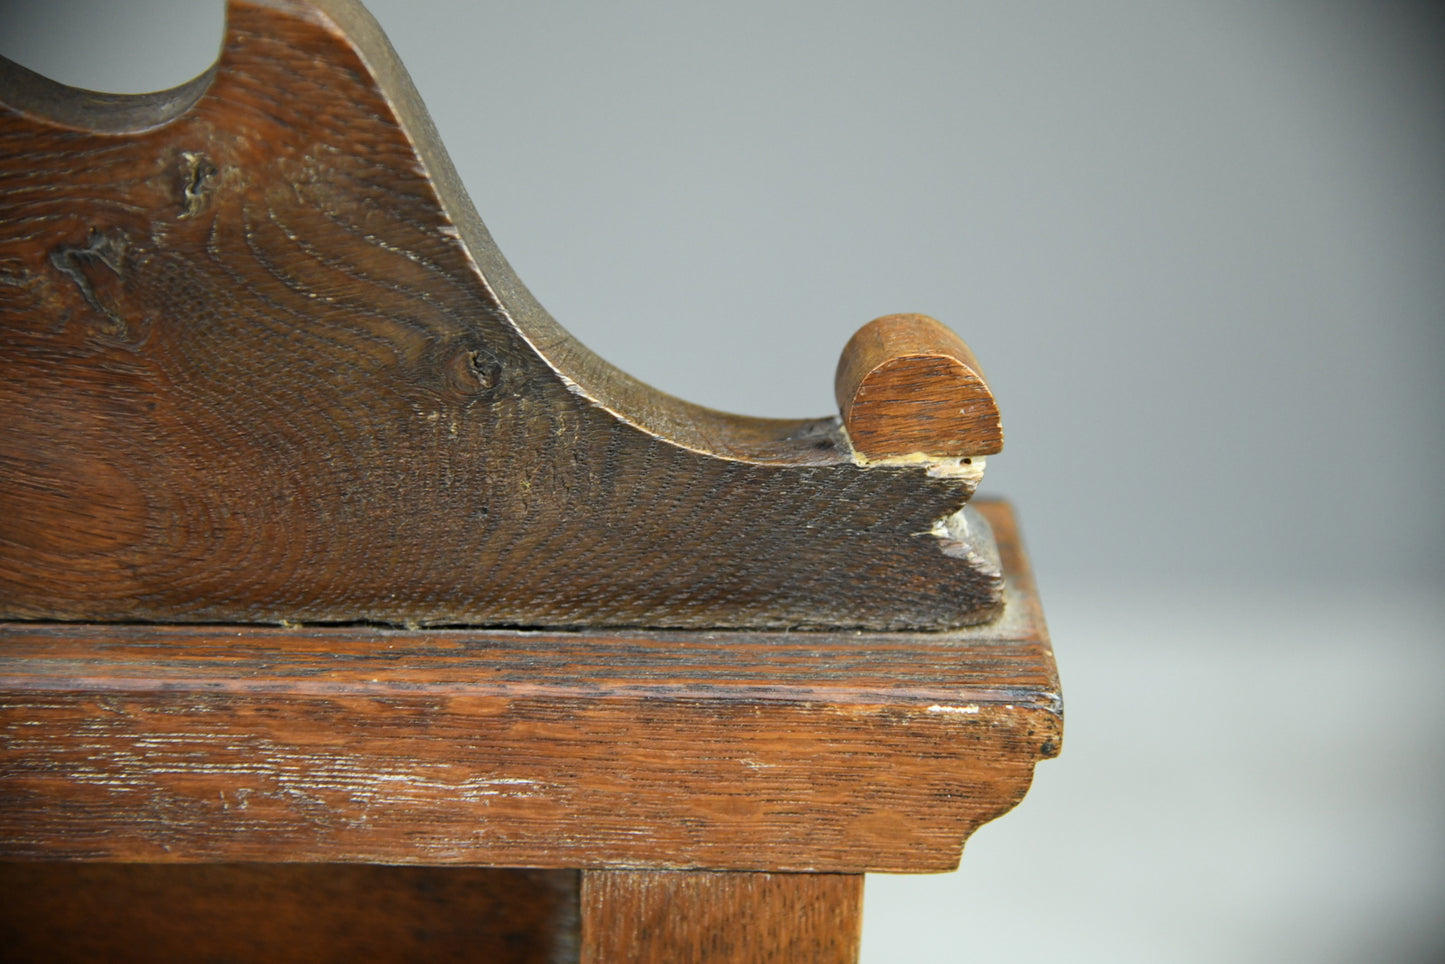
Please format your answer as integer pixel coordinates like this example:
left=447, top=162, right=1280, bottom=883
left=2, top=1, right=1442, bottom=960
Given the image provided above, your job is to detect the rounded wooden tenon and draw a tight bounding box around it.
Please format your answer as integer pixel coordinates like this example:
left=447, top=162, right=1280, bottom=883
left=835, top=314, right=1003, bottom=460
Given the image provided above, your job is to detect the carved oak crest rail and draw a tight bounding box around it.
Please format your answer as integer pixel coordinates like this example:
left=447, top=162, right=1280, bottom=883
left=0, top=0, right=1006, bottom=632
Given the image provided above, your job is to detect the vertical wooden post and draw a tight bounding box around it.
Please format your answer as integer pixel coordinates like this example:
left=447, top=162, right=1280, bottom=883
left=580, top=870, right=863, bottom=963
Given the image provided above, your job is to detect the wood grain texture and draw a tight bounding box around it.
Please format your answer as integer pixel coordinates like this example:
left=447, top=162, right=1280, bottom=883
left=581, top=871, right=861, bottom=964
left=0, top=863, right=579, bottom=964
left=836, top=313, right=1003, bottom=460
left=0, top=500, right=1057, bottom=873
left=0, top=0, right=1004, bottom=631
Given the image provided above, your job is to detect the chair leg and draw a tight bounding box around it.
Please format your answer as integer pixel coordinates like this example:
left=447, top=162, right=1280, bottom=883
left=581, top=869, right=863, bottom=963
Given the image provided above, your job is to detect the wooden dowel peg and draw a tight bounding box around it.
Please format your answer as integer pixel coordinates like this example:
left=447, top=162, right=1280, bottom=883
left=836, top=313, right=1003, bottom=461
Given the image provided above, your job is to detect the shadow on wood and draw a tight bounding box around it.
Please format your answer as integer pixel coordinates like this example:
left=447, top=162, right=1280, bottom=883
left=0, top=863, right=579, bottom=964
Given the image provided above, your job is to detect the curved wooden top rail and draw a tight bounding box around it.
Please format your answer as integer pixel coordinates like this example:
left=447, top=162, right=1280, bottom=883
left=0, top=0, right=1005, bottom=630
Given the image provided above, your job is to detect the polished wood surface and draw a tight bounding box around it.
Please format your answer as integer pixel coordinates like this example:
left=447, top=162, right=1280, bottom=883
left=0, top=863, right=579, bottom=964
left=0, top=0, right=1004, bottom=631
left=0, top=500, right=1057, bottom=873
left=836, top=313, right=1003, bottom=460
left=581, top=871, right=862, bottom=964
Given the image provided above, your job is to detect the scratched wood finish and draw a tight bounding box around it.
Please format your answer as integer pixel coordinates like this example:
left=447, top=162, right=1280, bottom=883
left=0, top=501, right=1057, bottom=872
left=0, top=863, right=579, bottom=964
left=581, top=871, right=862, bottom=964
left=0, top=0, right=1004, bottom=631
left=836, top=313, right=1004, bottom=460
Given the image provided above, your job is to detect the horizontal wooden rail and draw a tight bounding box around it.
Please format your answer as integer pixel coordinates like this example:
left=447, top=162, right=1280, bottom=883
left=0, top=501, right=1057, bottom=873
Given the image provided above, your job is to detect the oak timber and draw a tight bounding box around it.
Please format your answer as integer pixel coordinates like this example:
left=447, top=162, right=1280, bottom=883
left=0, top=0, right=1005, bottom=630
left=581, top=871, right=862, bottom=964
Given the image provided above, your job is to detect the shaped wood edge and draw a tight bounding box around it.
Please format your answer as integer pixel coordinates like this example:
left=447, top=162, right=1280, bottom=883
left=1, top=0, right=1011, bottom=631
left=2, top=1, right=1004, bottom=470
left=0, top=0, right=805, bottom=464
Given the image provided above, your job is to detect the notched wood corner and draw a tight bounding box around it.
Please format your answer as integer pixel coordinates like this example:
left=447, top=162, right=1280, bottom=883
left=837, top=428, right=1003, bottom=604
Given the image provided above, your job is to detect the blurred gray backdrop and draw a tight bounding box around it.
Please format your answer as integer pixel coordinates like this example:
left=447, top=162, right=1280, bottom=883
left=3, top=1, right=1442, bottom=961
